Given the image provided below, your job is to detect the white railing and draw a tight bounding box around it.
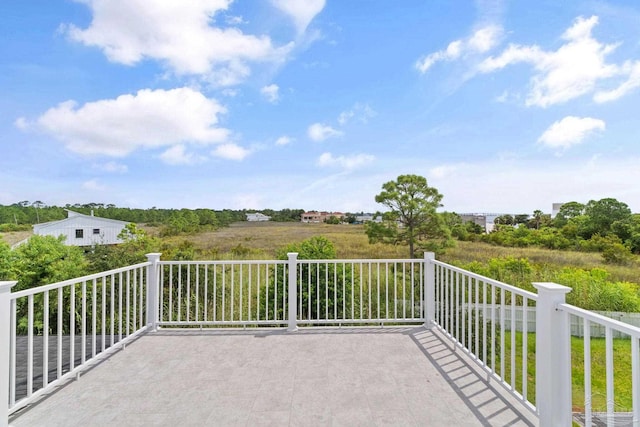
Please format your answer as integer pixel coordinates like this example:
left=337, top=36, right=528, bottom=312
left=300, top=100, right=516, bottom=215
left=429, top=259, right=640, bottom=427
left=155, top=255, right=425, bottom=328
left=157, top=259, right=289, bottom=327
left=559, top=303, right=640, bottom=427
left=431, top=259, right=538, bottom=414
left=3, top=252, right=640, bottom=427
left=3, top=257, right=154, bottom=418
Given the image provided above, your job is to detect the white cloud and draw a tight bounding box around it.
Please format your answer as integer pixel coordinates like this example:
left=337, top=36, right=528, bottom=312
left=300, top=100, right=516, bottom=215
left=211, top=143, right=251, bottom=160
left=275, top=135, right=293, bottom=146
left=24, top=87, right=229, bottom=157
left=271, top=0, right=325, bottom=34
left=160, top=145, right=207, bottom=165
left=538, top=116, right=605, bottom=150
left=14, top=117, right=28, bottom=130
left=225, top=15, right=247, bottom=26
left=308, top=123, right=343, bottom=142
left=337, top=103, right=376, bottom=125
left=594, top=60, right=640, bottom=103
left=260, top=84, right=280, bottom=103
left=429, top=164, right=460, bottom=179
left=64, top=0, right=293, bottom=85
left=82, top=179, right=107, bottom=191
left=317, top=152, right=374, bottom=170
left=416, top=25, right=502, bottom=73
left=478, top=16, right=623, bottom=107
left=95, top=161, right=128, bottom=173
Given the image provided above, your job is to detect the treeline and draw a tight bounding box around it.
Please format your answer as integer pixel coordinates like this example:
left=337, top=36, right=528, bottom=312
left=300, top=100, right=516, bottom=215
left=447, top=198, right=640, bottom=265
left=0, top=201, right=305, bottom=234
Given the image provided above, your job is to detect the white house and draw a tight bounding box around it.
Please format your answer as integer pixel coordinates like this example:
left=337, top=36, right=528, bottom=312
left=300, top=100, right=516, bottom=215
left=246, top=213, right=271, bottom=222
left=33, top=210, right=130, bottom=247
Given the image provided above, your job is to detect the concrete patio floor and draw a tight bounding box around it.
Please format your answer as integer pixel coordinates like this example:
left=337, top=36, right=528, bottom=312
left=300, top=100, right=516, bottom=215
left=9, top=326, right=538, bottom=427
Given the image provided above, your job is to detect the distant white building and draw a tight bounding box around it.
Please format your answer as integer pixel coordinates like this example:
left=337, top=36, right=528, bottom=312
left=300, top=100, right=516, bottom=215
left=354, top=214, right=381, bottom=224
left=33, top=210, right=130, bottom=247
left=246, top=213, right=271, bottom=222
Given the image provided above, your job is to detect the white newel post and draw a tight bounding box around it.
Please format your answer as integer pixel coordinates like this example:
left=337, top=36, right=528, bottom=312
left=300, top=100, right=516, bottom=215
left=146, top=253, right=162, bottom=331
left=1, top=281, right=17, bottom=427
left=424, top=252, right=435, bottom=329
left=287, top=253, right=298, bottom=332
left=534, top=282, right=572, bottom=427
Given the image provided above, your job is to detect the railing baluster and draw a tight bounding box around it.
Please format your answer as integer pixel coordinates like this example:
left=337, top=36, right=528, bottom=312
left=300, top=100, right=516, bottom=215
left=70, top=283, right=75, bottom=372
left=10, top=298, right=17, bottom=407
left=81, top=281, right=86, bottom=365
left=101, top=277, right=106, bottom=353
left=632, top=335, right=639, bottom=427
left=522, top=296, right=528, bottom=402
left=27, top=295, right=33, bottom=397
left=204, top=265, right=209, bottom=322
left=118, top=272, right=123, bottom=343
left=186, top=265, right=191, bottom=322
left=177, top=265, right=182, bottom=322
left=500, top=287, right=505, bottom=381
left=584, top=318, right=592, bottom=427
left=606, top=326, right=614, bottom=426
left=482, top=280, right=487, bottom=366
left=58, top=286, right=63, bottom=376
left=214, top=264, right=218, bottom=322
left=196, top=264, right=200, bottom=322
left=510, top=292, right=515, bottom=390
left=110, top=274, right=115, bottom=347
left=491, top=284, right=496, bottom=375
left=43, top=291, right=49, bottom=387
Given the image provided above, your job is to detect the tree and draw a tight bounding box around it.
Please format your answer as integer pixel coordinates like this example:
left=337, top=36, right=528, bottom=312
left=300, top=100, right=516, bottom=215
left=494, top=215, right=514, bottom=226
left=365, top=174, right=448, bottom=258
left=527, top=210, right=551, bottom=229
left=581, top=198, right=632, bottom=238
left=262, top=236, right=352, bottom=321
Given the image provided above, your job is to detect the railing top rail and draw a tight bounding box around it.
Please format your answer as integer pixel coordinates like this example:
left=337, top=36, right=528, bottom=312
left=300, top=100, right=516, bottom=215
left=431, top=259, right=538, bottom=300
left=11, top=261, right=151, bottom=299
left=158, top=260, right=287, bottom=266
left=297, top=258, right=418, bottom=264
left=158, top=258, right=418, bottom=266
left=558, top=302, right=640, bottom=337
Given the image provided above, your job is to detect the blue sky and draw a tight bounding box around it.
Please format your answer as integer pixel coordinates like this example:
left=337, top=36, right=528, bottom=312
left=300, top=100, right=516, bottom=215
left=2, top=1, right=640, bottom=215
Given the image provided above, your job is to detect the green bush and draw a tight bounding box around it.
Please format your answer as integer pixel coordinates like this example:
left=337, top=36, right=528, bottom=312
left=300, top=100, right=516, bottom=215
left=0, top=223, right=31, bottom=232
left=554, top=268, right=640, bottom=312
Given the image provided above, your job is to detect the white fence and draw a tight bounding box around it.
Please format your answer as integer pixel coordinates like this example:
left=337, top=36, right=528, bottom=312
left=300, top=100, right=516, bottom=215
left=3, top=252, right=640, bottom=427
left=2, top=257, right=156, bottom=419
left=458, top=305, right=640, bottom=338
left=155, top=255, right=425, bottom=328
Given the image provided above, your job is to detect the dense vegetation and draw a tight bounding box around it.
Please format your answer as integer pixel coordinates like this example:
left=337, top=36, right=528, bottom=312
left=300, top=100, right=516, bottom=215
left=1, top=187, right=639, bottom=313
left=0, top=201, right=303, bottom=234
left=467, top=198, right=640, bottom=264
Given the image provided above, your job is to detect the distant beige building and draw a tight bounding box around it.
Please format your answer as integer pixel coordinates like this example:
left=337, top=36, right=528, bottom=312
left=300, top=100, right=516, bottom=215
left=301, top=211, right=344, bottom=223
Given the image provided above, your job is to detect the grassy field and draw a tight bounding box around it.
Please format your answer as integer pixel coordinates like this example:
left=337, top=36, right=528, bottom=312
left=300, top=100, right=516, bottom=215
left=4, top=221, right=638, bottom=284
left=153, top=221, right=640, bottom=283
left=157, top=221, right=410, bottom=259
